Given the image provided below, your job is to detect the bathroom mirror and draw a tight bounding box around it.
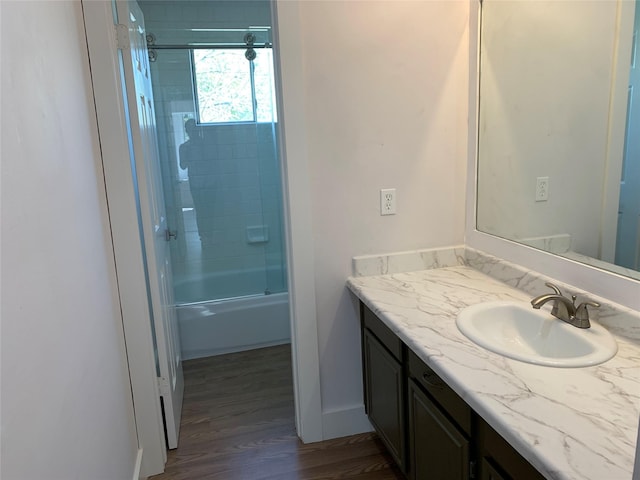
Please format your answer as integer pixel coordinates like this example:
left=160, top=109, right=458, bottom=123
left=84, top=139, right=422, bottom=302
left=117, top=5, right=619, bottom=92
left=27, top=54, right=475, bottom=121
left=476, top=0, right=640, bottom=280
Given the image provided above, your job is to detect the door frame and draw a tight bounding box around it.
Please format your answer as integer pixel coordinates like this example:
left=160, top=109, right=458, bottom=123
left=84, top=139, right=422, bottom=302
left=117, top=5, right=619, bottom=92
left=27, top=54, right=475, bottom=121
left=82, top=0, right=323, bottom=477
left=82, top=1, right=167, bottom=477
left=272, top=0, right=323, bottom=443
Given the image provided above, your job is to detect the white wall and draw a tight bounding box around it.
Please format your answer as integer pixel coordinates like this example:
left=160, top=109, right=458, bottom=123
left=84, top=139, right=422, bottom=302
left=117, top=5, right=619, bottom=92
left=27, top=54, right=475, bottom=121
left=477, top=1, right=619, bottom=258
left=287, top=0, right=470, bottom=428
left=0, top=2, right=139, bottom=479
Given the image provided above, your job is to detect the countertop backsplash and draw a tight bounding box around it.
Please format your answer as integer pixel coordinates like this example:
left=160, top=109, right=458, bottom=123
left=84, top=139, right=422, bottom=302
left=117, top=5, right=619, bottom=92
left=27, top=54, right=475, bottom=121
left=352, top=245, right=466, bottom=277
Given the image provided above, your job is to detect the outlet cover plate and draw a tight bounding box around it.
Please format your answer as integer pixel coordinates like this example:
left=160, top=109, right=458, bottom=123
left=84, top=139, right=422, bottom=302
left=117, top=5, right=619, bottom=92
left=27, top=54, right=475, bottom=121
left=536, top=177, right=549, bottom=202
left=380, top=188, right=396, bottom=215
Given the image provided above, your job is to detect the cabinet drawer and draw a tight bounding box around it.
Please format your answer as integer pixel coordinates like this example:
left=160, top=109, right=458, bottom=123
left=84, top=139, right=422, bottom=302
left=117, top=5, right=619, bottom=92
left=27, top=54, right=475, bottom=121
left=362, top=303, right=404, bottom=361
left=408, top=349, right=472, bottom=436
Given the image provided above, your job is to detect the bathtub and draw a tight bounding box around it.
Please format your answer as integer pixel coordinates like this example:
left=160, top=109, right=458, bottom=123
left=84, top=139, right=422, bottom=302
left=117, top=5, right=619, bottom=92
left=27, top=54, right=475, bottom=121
left=177, top=292, right=290, bottom=360
left=173, top=265, right=287, bottom=304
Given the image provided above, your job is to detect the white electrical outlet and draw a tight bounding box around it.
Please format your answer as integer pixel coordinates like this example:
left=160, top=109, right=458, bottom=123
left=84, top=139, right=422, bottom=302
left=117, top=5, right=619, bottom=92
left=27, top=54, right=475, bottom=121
left=535, top=177, right=549, bottom=202
left=380, top=188, right=396, bottom=215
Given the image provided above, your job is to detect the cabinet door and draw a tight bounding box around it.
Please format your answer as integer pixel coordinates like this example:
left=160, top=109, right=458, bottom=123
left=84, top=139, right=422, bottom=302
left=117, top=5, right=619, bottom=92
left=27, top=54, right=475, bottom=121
left=482, top=457, right=509, bottom=480
left=478, top=418, right=545, bottom=480
left=408, top=379, right=469, bottom=480
left=363, top=328, right=406, bottom=471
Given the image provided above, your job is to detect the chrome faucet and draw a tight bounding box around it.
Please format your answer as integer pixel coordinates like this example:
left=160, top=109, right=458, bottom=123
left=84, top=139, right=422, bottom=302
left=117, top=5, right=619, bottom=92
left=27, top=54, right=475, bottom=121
left=530, top=282, right=600, bottom=329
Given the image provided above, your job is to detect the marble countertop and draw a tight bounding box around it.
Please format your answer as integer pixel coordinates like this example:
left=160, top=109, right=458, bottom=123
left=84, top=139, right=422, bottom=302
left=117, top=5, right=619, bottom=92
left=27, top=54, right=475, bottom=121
left=347, top=265, right=640, bottom=480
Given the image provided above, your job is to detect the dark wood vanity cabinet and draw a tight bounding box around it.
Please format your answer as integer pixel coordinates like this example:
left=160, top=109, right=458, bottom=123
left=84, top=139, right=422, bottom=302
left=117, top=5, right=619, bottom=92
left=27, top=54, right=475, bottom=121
left=481, top=458, right=509, bottom=480
left=477, top=418, right=545, bottom=480
left=407, top=349, right=472, bottom=480
left=407, top=378, right=470, bottom=479
left=362, top=305, right=407, bottom=472
left=360, top=302, right=545, bottom=480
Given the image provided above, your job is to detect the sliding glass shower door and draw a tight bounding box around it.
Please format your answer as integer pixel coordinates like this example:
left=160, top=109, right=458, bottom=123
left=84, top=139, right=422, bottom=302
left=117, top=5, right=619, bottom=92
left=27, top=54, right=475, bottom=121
left=141, top=1, right=286, bottom=305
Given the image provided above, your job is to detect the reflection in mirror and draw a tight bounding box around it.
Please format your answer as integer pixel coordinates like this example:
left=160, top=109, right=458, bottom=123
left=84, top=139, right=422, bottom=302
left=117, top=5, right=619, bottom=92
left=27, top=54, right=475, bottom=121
left=477, top=0, right=640, bottom=280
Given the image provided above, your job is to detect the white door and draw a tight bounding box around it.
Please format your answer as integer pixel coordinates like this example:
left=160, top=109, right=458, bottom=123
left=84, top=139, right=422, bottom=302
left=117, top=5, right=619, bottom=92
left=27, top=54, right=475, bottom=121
left=116, top=0, right=184, bottom=449
left=616, top=1, right=640, bottom=270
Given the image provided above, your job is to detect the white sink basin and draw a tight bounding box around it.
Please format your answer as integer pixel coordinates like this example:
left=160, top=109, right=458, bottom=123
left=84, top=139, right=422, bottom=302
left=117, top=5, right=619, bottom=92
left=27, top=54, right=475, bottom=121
left=456, top=301, right=617, bottom=367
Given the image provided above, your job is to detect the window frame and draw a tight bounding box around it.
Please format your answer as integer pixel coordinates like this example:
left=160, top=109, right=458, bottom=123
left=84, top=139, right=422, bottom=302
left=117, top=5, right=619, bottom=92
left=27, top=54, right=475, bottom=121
left=190, top=48, right=276, bottom=126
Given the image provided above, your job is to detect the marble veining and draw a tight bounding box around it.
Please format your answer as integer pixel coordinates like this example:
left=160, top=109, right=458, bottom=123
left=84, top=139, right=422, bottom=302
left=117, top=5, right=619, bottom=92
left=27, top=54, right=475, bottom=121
left=352, top=245, right=466, bottom=277
left=347, top=265, right=640, bottom=480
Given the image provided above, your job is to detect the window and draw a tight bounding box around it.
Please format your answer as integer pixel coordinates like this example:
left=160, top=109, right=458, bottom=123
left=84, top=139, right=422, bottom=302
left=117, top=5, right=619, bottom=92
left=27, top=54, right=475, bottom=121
left=192, top=48, right=277, bottom=124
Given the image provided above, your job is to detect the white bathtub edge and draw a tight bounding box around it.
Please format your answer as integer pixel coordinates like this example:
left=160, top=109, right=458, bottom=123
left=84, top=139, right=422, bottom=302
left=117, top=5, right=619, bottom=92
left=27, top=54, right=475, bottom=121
left=182, top=339, right=291, bottom=361
left=177, top=293, right=290, bottom=361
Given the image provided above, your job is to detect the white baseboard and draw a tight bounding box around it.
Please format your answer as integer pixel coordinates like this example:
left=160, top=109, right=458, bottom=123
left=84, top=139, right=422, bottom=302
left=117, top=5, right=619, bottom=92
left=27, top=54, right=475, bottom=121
left=322, top=404, right=373, bottom=440
left=133, top=449, right=144, bottom=480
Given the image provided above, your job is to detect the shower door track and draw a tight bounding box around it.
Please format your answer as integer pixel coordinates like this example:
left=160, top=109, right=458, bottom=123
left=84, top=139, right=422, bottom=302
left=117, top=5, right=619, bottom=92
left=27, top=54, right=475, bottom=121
left=176, top=292, right=267, bottom=308
left=149, top=43, right=272, bottom=50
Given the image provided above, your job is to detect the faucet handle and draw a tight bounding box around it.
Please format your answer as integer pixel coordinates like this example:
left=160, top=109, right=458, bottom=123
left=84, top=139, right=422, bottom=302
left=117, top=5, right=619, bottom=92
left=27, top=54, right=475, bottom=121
left=544, top=282, right=562, bottom=295
left=574, top=301, right=600, bottom=328
left=575, top=301, right=600, bottom=318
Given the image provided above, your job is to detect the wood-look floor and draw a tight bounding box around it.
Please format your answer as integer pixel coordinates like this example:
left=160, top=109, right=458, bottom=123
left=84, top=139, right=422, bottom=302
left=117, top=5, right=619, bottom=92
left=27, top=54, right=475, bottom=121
left=150, top=345, right=404, bottom=480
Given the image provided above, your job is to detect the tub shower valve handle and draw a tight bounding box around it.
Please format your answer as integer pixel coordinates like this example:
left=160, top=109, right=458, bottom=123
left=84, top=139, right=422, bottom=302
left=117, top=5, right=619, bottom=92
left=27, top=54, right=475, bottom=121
left=165, top=229, right=177, bottom=241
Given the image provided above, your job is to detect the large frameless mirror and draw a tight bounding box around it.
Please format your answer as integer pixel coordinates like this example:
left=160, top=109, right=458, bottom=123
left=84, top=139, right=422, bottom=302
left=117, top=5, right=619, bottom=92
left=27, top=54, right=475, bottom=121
left=476, top=0, right=640, bottom=280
